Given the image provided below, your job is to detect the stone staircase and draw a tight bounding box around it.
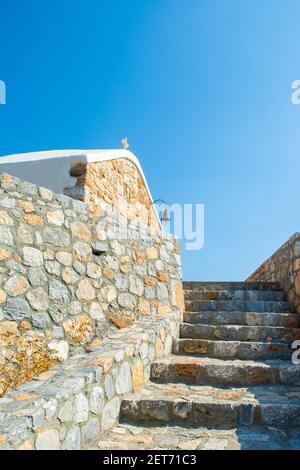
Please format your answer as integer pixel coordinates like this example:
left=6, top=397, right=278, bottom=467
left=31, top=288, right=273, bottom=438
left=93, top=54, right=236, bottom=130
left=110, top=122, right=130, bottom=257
left=96, top=282, right=300, bottom=450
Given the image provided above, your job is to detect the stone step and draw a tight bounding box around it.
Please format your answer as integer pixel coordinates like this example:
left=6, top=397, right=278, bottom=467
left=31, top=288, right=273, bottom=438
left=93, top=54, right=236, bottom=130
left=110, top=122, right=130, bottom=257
left=184, top=289, right=285, bottom=302
left=180, top=323, right=300, bottom=343
left=175, top=338, right=292, bottom=360
left=151, top=356, right=300, bottom=386
left=120, top=382, right=300, bottom=428
left=185, top=299, right=291, bottom=313
left=183, top=281, right=280, bottom=291
left=183, top=311, right=300, bottom=328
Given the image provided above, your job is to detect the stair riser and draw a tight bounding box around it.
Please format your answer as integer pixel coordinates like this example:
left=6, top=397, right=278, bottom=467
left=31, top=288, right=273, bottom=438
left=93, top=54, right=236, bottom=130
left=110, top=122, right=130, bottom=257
left=151, top=362, right=300, bottom=387
left=183, top=282, right=280, bottom=291
left=180, top=323, right=300, bottom=343
left=185, top=300, right=290, bottom=313
left=120, top=400, right=300, bottom=428
left=175, top=339, right=292, bottom=360
left=184, top=290, right=284, bottom=302
left=183, top=311, right=300, bottom=328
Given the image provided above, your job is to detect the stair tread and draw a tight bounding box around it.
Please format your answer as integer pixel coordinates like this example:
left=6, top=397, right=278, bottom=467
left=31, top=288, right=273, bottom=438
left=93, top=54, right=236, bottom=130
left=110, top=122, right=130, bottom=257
left=154, top=355, right=297, bottom=368
left=122, top=382, right=300, bottom=406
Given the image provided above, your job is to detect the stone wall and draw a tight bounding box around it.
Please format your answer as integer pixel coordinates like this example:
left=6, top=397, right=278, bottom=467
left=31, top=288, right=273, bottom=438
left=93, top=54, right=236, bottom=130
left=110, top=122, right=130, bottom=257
left=64, top=158, right=161, bottom=231
left=247, top=233, right=300, bottom=314
left=0, top=310, right=180, bottom=449
left=0, top=171, right=184, bottom=400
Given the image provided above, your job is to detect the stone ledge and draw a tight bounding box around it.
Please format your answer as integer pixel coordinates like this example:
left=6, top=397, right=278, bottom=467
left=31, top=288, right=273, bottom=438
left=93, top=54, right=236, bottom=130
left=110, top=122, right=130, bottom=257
left=0, top=310, right=180, bottom=450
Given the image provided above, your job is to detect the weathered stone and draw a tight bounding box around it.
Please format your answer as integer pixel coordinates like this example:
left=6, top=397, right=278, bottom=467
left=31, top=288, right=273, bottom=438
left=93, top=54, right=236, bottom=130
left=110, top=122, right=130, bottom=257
left=46, top=210, right=64, bottom=226
left=73, top=241, right=92, bottom=261
left=101, top=397, right=121, bottom=431
left=0, top=209, right=14, bottom=225
left=71, top=221, right=91, bottom=241
left=104, top=374, right=115, bottom=399
left=55, top=251, right=72, bottom=266
left=49, top=279, right=70, bottom=302
left=118, top=292, right=136, bottom=310
left=146, top=247, right=158, bottom=260
left=4, top=275, right=29, bottom=296
left=17, top=224, right=33, bottom=244
left=58, top=399, right=74, bottom=422
left=129, top=275, right=144, bottom=296
left=157, top=272, right=169, bottom=282
left=86, top=262, right=102, bottom=279
left=68, top=301, right=82, bottom=315
left=0, top=226, right=13, bottom=246
left=90, top=386, right=105, bottom=414
left=171, top=280, right=185, bottom=310
left=23, top=246, right=43, bottom=267
left=0, top=289, right=7, bottom=305
left=0, top=248, right=10, bottom=260
left=45, top=261, right=61, bottom=276
left=89, top=302, right=105, bottom=321
left=73, top=393, right=89, bottom=422
left=26, top=287, right=49, bottom=311
left=156, top=282, right=169, bottom=302
left=106, top=308, right=136, bottom=328
left=101, top=285, right=117, bottom=303
left=138, top=298, right=151, bottom=316
left=62, top=425, right=81, bottom=450
left=48, top=339, right=69, bottom=361
left=115, top=362, right=132, bottom=394
left=39, top=186, right=53, bottom=201
left=4, top=297, right=31, bottom=320
left=32, top=312, right=51, bottom=329
left=28, top=267, right=47, bottom=286
left=63, top=315, right=95, bottom=345
left=144, top=276, right=157, bottom=286
left=82, top=417, right=100, bottom=445
left=62, top=267, right=80, bottom=284
left=43, top=227, right=70, bottom=247
left=76, top=279, right=95, bottom=301
left=35, top=429, right=60, bottom=450
left=24, top=213, right=43, bottom=225
left=132, top=359, right=144, bottom=390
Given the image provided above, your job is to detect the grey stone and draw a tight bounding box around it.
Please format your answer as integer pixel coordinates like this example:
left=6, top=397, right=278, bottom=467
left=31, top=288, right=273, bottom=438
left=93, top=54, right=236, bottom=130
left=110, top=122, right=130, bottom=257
left=82, top=417, right=100, bottom=445
left=145, top=286, right=155, bottom=299
left=115, top=274, right=128, bottom=291
left=58, top=399, right=74, bottom=422
left=49, top=279, right=70, bottom=302
left=32, top=311, right=51, bottom=329
left=118, top=292, right=136, bottom=310
left=18, top=180, right=38, bottom=195
left=43, top=227, right=70, bottom=247
left=115, top=363, right=132, bottom=394
left=90, top=386, right=105, bottom=414
left=0, top=226, right=13, bottom=246
left=23, top=246, right=43, bottom=267
left=101, top=397, right=121, bottom=431
left=73, top=260, right=86, bottom=275
left=45, top=261, right=61, bottom=276
left=129, top=275, right=144, bottom=296
left=104, top=374, right=115, bottom=400
left=0, top=195, right=16, bottom=209
left=28, top=267, right=47, bottom=286
left=156, top=282, right=169, bottom=302
left=4, top=297, right=31, bottom=320
left=26, top=287, right=49, bottom=311
left=52, top=326, right=64, bottom=338
left=62, top=426, right=81, bottom=450
left=55, top=251, right=72, bottom=266
left=43, top=398, right=58, bottom=420
left=73, top=393, right=89, bottom=422
left=49, top=301, right=66, bottom=323
left=68, top=300, right=82, bottom=315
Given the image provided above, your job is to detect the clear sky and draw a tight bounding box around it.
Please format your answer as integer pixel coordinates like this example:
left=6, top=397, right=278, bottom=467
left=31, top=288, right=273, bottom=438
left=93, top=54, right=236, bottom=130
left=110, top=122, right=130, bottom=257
left=0, top=0, right=300, bottom=281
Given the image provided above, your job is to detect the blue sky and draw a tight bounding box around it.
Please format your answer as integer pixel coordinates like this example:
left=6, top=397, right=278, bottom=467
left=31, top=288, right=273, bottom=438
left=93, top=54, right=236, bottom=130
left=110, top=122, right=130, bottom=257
left=0, top=0, right=300, bottom=281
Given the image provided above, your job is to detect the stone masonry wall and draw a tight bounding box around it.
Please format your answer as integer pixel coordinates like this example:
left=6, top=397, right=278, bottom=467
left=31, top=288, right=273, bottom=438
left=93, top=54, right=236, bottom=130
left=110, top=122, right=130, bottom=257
left=0, top=171, right=184, bottom=398
left=64, top=158, right=161, bottom=231
left=247, top=233, right=300, bottom=314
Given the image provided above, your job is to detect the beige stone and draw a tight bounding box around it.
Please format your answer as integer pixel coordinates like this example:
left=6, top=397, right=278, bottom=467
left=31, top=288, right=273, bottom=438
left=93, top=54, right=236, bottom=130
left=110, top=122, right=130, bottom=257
left=294, top=258, right=300, bottom=271
left=0, top=209, right=14, bottom=225
left=63, top=315, right=95, bottom=345
left=0, top=289, right=7, bottom=305
left=71, top=221, right=91, bottom=240
left=76, top=279, right=96, bottom=300
left=101, top=285, right=117, bottom=303
left=157, top=272, right=169, bottom=282
left=134, top=251, right=145, bottom=264
left=103, top=267, right=114, bottom=279
left=132, top=359, right=144, bottom=390
left=146, top=247, right=158, bottom=259
left=19, top=200, right=35, bottom=213
left=155, top=337, right=163, bottom=358
left=138, top=298, right=151, bottom=316
left=62, top=267, right=80, bottom=284
left=144, top=276, right=157, bottom=286
left=24, top=213, right=43, bottom=225
left=157, top=304, right=172, bottom=315
left=171, top=280, right=185, bottom=310
left=18, top=440, right=33, bottom=450
left=0, top=436, right=7, bottom=449
left=87, top=262, right=102, bottom=279
left=106, top=308, right=136, bottom=328
left=0, top=321, right=18, bottom=336
left=295, top=272, right=300, bottom=296
left=0, top=248, right=10, bottom=260
left=15, top=392, right=39, bottom=401
left=35, top=429, right=60, bottom=450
